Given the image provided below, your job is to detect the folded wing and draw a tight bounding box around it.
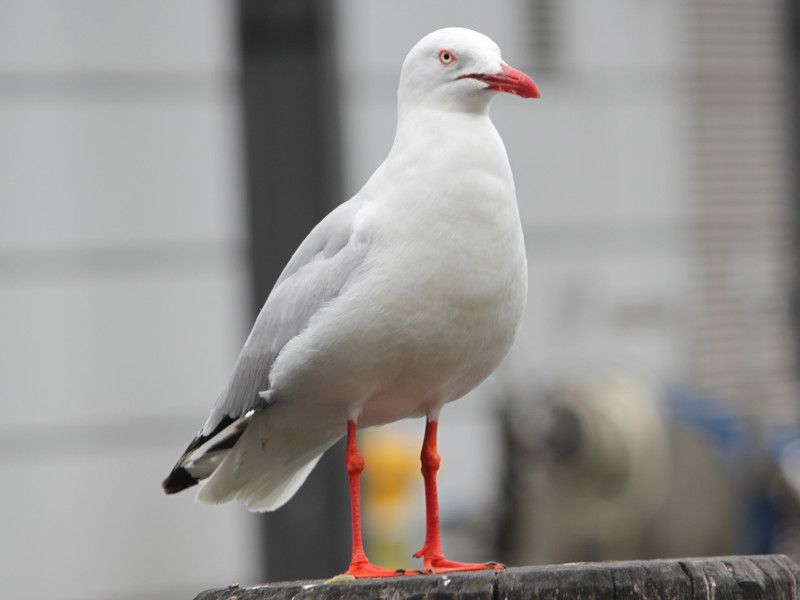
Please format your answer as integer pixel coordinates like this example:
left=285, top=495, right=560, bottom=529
left=162, top=198, right=368, bottom=494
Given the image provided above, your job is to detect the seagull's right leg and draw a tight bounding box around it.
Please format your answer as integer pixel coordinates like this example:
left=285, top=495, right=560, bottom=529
left=413, top=418, right=505, bottom=574
left=344, top=419, right=406, bottom=578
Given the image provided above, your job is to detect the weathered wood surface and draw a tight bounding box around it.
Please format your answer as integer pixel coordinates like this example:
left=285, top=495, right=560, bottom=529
left=195, top=555, right=800, bottom=599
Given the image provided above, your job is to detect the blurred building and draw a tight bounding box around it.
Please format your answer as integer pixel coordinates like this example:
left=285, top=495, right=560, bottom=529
left=333, top=0, right=800, bottom=567
left=1, top=0, right=798, bottom=598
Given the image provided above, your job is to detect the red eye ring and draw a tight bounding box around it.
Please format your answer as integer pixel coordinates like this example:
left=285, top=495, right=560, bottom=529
left=438, top=49, right=457, bottom=65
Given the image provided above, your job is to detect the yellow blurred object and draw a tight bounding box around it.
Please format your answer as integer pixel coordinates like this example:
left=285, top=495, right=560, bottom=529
left=364, top=435, right=419, bottom=506
left=362, top=432, right=421, bottom=569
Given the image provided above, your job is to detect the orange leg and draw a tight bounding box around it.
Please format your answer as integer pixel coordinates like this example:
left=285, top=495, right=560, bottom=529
left=414, top=419, right=505, bottom=574
left=345, top=420, right=407, bottom=578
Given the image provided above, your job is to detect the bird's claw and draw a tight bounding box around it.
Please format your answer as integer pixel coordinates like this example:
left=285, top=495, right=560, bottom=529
left=419, top=557, right=507, bottom=574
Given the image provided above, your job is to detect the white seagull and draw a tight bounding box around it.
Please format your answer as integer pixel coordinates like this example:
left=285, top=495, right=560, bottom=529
left=163, top=27, right=539, bottom=578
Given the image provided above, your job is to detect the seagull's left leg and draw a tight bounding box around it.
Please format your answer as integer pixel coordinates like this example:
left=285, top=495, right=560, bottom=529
left=413, top=417, right=506, bottom=574
left=344, top=419, right=407, bottom=579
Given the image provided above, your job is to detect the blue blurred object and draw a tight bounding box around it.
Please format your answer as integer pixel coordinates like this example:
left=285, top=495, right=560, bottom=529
left=666, top=387, right=750, bottom=467
left=665, top=387, right=775, bottom=554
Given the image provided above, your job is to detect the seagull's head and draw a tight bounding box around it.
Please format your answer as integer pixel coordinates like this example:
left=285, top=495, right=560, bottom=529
left=398, top=27, right=540, bottom=115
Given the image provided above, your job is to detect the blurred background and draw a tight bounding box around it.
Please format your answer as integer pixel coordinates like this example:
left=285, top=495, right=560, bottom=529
left=2, top=0, right=800, bottom=598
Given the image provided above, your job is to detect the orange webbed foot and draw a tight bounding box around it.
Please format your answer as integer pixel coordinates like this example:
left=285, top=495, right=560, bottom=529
left=345, top=560, right=414, bottom=579
left=421, top=557, right=506, bottom=574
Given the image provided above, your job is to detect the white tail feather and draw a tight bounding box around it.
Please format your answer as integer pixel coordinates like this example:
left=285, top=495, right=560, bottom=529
left=242, top=454, right=322, bottom=511
left=196, top=410, right=338, bottom=512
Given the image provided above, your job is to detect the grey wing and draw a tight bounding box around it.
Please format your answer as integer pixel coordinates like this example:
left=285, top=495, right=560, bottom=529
left=202, top=197, right=368, bottom=433
left=162, top=198, right=369, bottom=494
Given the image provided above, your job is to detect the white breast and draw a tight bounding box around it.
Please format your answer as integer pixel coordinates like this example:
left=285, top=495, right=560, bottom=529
left=271, top=109, right=527, bottom=425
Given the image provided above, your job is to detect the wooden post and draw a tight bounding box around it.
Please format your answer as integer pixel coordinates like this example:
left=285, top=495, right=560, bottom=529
left=195, top=555, right=800, bottom=599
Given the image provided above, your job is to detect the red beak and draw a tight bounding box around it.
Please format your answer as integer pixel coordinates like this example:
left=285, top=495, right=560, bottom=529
left=459, top=63, right=541, bottom=99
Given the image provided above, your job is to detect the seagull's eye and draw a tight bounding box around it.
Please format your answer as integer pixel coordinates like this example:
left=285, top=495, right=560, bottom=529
left=438, top=49, right=457, bottom=66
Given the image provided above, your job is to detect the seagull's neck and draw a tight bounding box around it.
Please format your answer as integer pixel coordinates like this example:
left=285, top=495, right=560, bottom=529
left=389, top=107, right=497, bottom=161
left=359, top=105, right=515, bottom=212
left=397, top=88, right=493, bottom=119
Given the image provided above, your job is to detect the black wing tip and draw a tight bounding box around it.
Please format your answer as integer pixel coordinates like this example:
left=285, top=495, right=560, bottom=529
left=162, top=466, right=199, bottom=495
left=207, top=427, right=245, bottom=453
left=162, top=411, right=256, bottom=495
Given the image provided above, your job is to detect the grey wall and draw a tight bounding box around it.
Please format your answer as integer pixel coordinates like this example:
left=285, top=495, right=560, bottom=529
left=331, top=0, right=798, bottom=565
left=0, top=2, right=259, bottom=599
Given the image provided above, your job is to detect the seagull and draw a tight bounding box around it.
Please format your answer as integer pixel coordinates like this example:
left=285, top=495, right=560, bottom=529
left=162, top=27, right=539, bottom=578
